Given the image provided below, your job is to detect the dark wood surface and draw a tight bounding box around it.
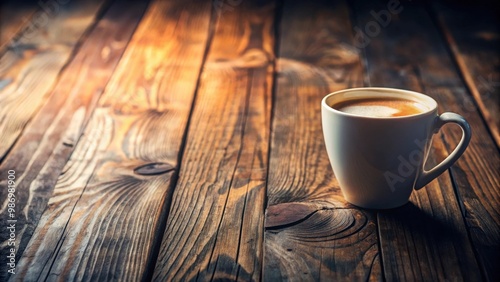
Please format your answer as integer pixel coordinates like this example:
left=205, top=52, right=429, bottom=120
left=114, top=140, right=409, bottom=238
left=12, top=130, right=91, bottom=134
left=350, top=1, right=499, bottom=281
left=0, top=0, right=498, bottom=281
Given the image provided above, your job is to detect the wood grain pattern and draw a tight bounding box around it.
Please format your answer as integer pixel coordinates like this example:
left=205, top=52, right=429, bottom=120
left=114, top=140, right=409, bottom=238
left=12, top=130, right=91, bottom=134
left=264, top=0, right=381, bottom=281
left=350, top=0, right=498, bottom=280
left=431, top=1, right=500, bottom=147
left=265, top=203, right=379, bottom=281
left=0, top=0, right=37, bottom=50
left=0, top=0, right=108, bottom=160
left=12, top=0, right=212, bottom=280
left=152, top=1, right=274, bottom=280
left=0, top=0, right=147, bottom=280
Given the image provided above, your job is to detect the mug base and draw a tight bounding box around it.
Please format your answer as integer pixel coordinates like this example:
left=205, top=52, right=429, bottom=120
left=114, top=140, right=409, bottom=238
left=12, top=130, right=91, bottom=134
left=345, top=198, right=410, bottom=210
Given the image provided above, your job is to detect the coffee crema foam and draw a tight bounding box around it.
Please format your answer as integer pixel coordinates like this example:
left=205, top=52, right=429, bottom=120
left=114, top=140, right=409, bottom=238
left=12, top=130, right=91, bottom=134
left=332, top=98, right=428, bottom=118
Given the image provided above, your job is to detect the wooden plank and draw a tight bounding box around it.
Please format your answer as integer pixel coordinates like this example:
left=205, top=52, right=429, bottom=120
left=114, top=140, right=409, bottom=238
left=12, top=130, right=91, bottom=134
left=350, top=0, right=499, bottom=280
left=0, top=0, right=107, bottom=160
left=431, top=1, right=500, bottom=147
left=263, top=0, right=381, bottom=281
left=152, top=1, right=275, bottom=280
left=0, top=0, right=38, bottom=50
left=11, top=0, right=212, bottom=280
left=0, top=0, right=148, bottom=280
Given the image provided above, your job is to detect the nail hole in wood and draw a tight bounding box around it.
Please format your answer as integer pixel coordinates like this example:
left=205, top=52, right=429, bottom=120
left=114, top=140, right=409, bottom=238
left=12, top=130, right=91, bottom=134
left=134, top=162, right=175, bottom=176
left=62, top=142, right=74, bottom=147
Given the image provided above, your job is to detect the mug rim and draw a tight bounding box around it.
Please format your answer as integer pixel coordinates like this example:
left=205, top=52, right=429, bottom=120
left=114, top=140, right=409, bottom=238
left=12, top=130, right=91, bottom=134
left=322, top=87, right=438, bottom=120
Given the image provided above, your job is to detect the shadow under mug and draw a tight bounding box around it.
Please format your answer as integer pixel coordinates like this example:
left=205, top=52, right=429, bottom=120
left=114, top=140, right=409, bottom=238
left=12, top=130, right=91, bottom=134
left=321, top=87, right=471, bottom=209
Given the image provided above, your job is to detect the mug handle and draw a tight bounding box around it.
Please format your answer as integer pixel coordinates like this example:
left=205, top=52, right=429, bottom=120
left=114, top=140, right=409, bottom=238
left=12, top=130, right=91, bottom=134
left=415, top=112, right=471, bottom=190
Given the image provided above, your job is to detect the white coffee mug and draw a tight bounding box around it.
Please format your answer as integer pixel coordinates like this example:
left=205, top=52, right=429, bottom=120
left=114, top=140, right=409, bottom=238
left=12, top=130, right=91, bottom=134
left=321, top=87, right=471, bottom=209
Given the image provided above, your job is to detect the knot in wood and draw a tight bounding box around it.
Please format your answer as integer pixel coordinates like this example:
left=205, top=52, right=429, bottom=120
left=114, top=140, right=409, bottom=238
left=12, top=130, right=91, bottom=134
left=134, top=162, right=174, bottom=176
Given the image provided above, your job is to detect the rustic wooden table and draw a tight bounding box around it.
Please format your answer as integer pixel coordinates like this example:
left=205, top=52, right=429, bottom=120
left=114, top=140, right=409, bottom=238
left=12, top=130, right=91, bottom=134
left=0, top=0, right=498, bottom=281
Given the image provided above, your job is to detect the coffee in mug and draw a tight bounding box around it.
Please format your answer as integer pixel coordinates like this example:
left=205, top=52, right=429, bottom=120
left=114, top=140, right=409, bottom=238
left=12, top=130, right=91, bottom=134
left=331, top=97, right=428, bottom=117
